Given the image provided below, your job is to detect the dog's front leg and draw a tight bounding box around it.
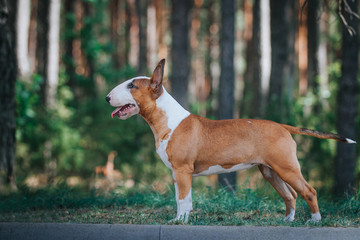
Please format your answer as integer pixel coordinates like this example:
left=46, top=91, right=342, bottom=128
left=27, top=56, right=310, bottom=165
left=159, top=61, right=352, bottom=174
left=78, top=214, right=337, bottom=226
left=172, top=170, right=192, bottom=222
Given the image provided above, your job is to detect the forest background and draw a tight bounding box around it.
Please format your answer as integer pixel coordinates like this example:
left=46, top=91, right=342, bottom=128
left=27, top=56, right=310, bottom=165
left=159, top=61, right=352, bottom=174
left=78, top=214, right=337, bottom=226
left=0, top=0, right=359, bottom=197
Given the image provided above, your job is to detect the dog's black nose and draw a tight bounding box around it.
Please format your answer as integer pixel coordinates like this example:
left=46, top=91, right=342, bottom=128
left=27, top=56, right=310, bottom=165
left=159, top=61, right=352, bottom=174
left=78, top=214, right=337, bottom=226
left=105, top=96, right=111, bottom=103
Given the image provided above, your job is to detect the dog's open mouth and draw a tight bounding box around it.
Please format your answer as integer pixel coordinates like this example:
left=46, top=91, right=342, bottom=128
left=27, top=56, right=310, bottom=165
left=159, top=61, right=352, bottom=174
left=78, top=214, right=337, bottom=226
left=111, top=104, right=136, bottom=118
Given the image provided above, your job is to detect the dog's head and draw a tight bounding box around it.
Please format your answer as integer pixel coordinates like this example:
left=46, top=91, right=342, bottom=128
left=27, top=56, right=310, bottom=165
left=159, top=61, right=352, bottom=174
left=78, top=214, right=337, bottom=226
left=106, top=59, right=165, bottom=120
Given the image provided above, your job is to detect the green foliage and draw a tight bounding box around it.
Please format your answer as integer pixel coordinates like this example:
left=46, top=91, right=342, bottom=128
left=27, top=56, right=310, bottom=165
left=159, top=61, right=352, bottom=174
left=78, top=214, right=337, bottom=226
left=15, top=70, right=162, bottom=183
left=15, top=0, right=167, bottom=186
left=13, top=0, right=359, bottom=196
left=289, top=61, right=342, bottom=191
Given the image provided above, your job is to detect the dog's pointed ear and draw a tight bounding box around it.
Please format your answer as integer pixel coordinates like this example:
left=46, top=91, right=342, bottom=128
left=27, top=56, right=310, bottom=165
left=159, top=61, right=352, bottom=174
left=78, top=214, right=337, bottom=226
left=150, top=59, right=165, bottom=98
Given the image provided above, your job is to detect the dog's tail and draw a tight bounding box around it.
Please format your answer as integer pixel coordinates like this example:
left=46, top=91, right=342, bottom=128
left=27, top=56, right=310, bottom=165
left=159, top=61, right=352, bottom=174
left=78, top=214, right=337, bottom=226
left=281, top=124, right=356, bottom=144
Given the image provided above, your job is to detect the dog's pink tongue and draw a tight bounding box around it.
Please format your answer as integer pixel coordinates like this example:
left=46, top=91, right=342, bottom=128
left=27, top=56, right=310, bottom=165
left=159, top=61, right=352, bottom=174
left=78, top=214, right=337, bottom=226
left=111, top=107, right=122, bottom=118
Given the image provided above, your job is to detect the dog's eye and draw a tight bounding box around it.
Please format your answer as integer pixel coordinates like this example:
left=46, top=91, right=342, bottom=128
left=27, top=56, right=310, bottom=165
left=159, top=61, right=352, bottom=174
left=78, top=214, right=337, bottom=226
left=127, top=82, right=135, bottom=89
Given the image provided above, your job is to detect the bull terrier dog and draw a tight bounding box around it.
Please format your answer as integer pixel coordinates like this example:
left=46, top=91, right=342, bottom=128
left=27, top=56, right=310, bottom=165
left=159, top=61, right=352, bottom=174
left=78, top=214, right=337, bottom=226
left=106, top=59, right=356, bottom=223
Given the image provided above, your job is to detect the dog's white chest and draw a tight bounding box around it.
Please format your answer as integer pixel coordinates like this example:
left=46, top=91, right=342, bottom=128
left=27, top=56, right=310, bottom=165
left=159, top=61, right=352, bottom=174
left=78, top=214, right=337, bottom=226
left=156, top=139, right=172, bottom=169
left=155, top=87, right=190, bottom=170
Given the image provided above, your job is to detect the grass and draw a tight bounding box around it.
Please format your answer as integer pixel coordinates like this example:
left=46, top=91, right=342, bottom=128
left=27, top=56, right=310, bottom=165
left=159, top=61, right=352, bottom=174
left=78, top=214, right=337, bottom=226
left=1, top=184, right=360, bottom=227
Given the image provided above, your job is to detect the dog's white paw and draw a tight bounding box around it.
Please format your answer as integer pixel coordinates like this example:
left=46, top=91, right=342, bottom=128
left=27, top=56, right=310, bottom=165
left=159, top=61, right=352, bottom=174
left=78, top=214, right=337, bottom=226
left=283, top=215, right=295, bottom=222
left=170, top=211, right=190, bottom=223
left=306, top=212, right=321, bottom=224
left=283, top=208, right=295, bottom=222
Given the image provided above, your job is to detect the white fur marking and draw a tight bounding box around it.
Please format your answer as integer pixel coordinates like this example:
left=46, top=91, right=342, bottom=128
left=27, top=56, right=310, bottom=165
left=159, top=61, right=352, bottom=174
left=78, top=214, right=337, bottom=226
left=156, top=138, right=172, bottom=169
left=346, top=138, right=356, bottom=144
left=193, top=163, right=256, bottom=177
left=262, top=166, right=273, bottom=178
left=156, top=87, right=190, bottom=132
left=131, top=76, right=150, bottom=81
left=107, top=79, right=137, bottom=107
left=311, top=212, right=321, bottom=222
left=155, top=87, right=190, bottom=170
left=283, top=208, right=295, bottom=222
left=176, top=188, right=192, bottom=222
left=172, top=172, right=192, bottom=222
left=173, top=174, right=179, bottom=211
left=248, top=121, right=252, bottom=123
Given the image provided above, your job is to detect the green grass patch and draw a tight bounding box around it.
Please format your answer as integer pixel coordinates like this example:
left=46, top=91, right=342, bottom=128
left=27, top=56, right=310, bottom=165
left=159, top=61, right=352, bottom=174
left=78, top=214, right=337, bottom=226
left=1, top=185, right=359, bottom=227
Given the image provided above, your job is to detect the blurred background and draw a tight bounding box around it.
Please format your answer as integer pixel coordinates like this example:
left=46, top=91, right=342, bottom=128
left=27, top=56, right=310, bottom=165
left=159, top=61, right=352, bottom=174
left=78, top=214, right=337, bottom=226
left=0, top=0, right=358, bottom=196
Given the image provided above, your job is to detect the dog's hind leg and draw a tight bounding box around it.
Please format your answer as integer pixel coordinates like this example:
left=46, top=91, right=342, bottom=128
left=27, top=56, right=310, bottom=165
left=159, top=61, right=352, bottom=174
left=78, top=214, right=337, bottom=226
left=269, top=155, right=321, bottom=223
left=258, top=165, right=297, bottom=222
left=264, top=137, right=321, bottom=223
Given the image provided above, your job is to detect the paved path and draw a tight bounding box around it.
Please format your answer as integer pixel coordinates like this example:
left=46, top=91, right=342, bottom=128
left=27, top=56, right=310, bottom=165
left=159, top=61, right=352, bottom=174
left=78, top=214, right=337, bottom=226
left=1, top=222, right=360, bottom=240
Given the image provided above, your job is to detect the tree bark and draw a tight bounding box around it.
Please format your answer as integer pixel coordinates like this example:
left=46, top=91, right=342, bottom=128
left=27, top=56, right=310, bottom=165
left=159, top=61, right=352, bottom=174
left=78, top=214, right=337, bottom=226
left=0, top=0, right=17, bottom=188
left=155, top=0, right=167, bottom=61
left=242, top=0, right=261, bottom=118
left=110, top=0, right=126, bottom=69
left=63, top=0, right=76, bottom=100
left=317, top=4, right=329, bottom=110
left=46, top=0, right=60, bottom=109
left=44, top=0, right=60, bottom=183
left=204, top=0, right=218, bottom=118
left=36, top=0, right=49, bottom=102
left=36, top=0, right=60, bottom=182
left=218, top=0, right=236, bottom=191
left=259, top=0, right=271, bottom=116
left=127, top=0, right=139, bottom=68
left=16, top=0, right=31, bottom=79
left=110, top=0, right=121, bottom=69
left=267, top=0, right=297, bottom=122
left=170, top=0, right=191, bottom=109
left=28, top=0, right=38, bottom=74
left=335, top=0, right=358, bottom=196
left=307, top=0, right=319, bottom=91
left=147, top=0, right=157, bottom=70
left=136, top=0, right=147, bottom=74
left=82, top=1, right=96, bottom=98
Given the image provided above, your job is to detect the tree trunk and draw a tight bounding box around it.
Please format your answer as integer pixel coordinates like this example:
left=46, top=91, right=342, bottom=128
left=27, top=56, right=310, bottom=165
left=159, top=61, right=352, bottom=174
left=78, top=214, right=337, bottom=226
left=136, top=0, right=147, bottom=74
left=204, top=0, right=218, bottom=119
left=335, top=0, right=358, bottom=196
left=16, top=0, right=31, bottom=79
left=259, top=0, right=271, bottom=116
left=36, top=0, right=49, bottom=93
left=44, top=0, right=60, bottom=183
left=46, top=0, right=60, bottom=109
left=218, top=0, right=236, bottom=191
left=170, top=0, right=191, bottom=109
left=110, top=0, right=120, bottom=69
left=0, top=0, right=17, bottom=188
left=110, top=0, right=127, bottom=69
left=267, top=0, right=296, bottom=122
left=241, top=0, right=261, bottom=118
left=317, top=4, right=329, bottom=110
left=127, top=0, right=139, bottom=68
left=307, top=0, right=319, bottom=91
left=197, top=0, right=214, bottom=117
left=28, top=0, right=38, bottom=74
left=36, top=0, right=60, bottom=182
left=298, top=0, right=308, bottom=95
left=147, top=0, right=157, bottom=70
left=155, top=0, right=167, bottom=61
left=305, top=0, right=324, bottom=115
left=63, top=0, right=77, bottom=101
left=82, top=1, right=96, bottom=98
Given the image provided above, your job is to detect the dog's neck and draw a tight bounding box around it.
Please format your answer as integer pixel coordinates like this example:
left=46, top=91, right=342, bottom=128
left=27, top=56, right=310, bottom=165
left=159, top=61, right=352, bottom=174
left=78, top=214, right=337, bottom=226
left=140, top=87, right=190, bottom=149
